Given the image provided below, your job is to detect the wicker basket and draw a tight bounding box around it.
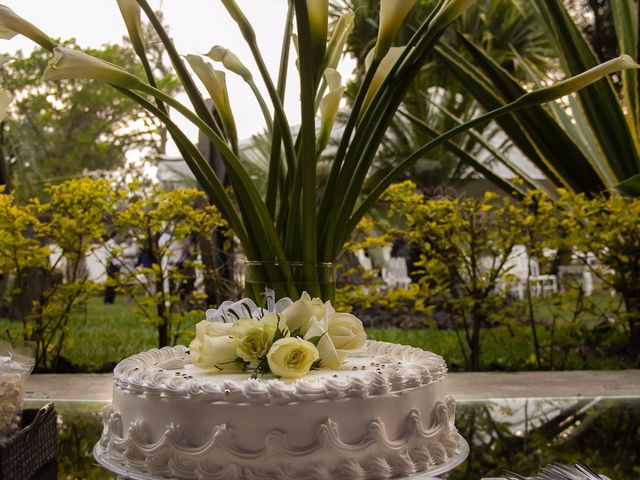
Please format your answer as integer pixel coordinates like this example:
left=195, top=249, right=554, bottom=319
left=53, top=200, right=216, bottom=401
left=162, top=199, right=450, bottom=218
left=0, top=403, right=57, bottom=480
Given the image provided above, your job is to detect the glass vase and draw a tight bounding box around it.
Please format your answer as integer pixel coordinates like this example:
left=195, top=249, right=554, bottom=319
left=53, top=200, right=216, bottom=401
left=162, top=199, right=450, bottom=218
left=244, top=261, right=335, bottom=305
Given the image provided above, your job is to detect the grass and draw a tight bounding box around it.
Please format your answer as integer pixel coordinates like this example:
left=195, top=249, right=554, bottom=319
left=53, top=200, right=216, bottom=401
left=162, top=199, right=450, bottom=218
left=0, top=294, right=629, bottom=372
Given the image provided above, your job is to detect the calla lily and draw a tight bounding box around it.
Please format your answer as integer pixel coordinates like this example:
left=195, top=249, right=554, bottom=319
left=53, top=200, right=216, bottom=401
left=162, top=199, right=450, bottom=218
left=42, top=47, right=144, bottom=89
left=0, top=89, right=13, bottom=122
left=306, top=0, right=328, bottom=55
left=374, top=0, right=415, bottom=61
left=325, top=12, right=354, bottom=70
left=516, top=55, right=640, bottom=108
left=116, top=0, right=145, bottom=56
left=317, top=69, right=345, bottom=152
left=362, top=46, right=406, bottom=116
left=0, top=5, right=55, bottom=51
left=206, top=46, right=252, bottom=82
left=186, top=55, right=237, bottom=146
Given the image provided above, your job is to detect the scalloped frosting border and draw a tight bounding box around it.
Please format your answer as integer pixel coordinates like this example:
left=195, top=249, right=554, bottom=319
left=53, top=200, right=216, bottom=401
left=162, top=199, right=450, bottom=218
left=113, top=341, right=448, bottom=404
left=99, top=398, right=459, bottom=480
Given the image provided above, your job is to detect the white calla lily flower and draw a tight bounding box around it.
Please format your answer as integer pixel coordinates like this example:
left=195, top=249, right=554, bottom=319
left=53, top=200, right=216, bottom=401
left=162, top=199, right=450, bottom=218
left=206, top=46, right=252, bottom=82
left=42, top=47, right=144, bottom=89
left=374, top=0, right=415, bottom=61
left=116, top=0, right=144, bottom=55
left=186, top=54, right=237, bottom=145
left=325, top=13, right=354, bottom=70
left=362, top=46, right=406, bottom=116
left=317, top=69, right=345, bottom=152
left=306, top=0, right=328, bottom=49
left=0, top=5, right=54, bottom=51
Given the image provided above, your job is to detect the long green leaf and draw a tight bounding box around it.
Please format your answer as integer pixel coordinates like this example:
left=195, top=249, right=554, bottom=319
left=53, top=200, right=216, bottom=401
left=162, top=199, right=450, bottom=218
left=293, top=0, right=318, bottom=286
left=611, top=0, right=639, bottom=143
left=532, top=0, right=640, bottom=180
left=346, top=57, right=640, bottom=245
left=439, top=37, right=606, bottom=193
left=136, top=0, right=223, bottom=138
left=398, top=109, right=526, bottom=198
left=615, top=173, right=640, bottom=197
left=113, top=87, right=252, bottom=257
left=407, top=103, right=549, bottom=196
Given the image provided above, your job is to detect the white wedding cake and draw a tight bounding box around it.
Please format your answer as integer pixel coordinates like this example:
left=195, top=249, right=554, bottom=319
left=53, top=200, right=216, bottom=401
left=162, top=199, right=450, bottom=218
left=96, top=294, right=462, bottom=479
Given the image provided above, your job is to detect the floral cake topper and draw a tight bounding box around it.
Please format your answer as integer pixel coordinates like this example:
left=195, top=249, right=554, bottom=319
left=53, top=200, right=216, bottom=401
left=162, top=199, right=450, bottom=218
left=189, top=291, right=366, bottom=379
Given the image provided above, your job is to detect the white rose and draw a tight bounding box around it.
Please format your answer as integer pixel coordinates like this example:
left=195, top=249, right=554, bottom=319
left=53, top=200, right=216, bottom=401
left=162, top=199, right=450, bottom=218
left=304, top=317, right=346, bottom=369
left=327, top=312, right=367, bottom=352
left=189, top=334, right=241, bottom=371
left=195, top=319, right=233, bottom=339
left=280, top=291, right=325, bottom=334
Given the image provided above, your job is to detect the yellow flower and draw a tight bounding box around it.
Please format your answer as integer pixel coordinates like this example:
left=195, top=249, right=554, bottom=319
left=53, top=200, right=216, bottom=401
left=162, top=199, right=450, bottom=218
left=231, top=313, right=281, bottom=364
left=281, top=291, right=325, bottom=334
left=267, top=337, right=319, bottom=379
left=42, top=47, right=143, bottom=90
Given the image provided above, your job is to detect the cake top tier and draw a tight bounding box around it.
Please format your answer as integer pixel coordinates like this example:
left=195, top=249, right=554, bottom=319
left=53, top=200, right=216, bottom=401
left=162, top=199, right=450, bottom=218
left=113, top=341, right=447, bottom=405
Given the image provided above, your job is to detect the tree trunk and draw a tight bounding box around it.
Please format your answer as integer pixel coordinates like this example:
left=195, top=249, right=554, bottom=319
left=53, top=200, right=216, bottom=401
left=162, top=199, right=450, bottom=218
left=623, top=293, right=640, bottom=364
left=469, top=305, right=483, bottom=371
left=157, top=301, right=169, bottom=348
left=0, top=123, right=11, bottom=192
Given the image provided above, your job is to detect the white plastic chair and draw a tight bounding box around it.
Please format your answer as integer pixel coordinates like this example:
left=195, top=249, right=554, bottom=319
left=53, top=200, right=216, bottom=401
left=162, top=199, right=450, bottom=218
left=382, top=257, right=411, bottom=289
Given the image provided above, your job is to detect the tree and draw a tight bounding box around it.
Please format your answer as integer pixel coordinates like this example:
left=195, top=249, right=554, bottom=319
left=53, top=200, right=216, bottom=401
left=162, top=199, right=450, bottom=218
left=0, top=178, right=117, bottom=370
left=332, top=0, right=556, bottom=193
left=109, top=183, right=229, bottom=348
left=0, top=39, right=177, bottom=199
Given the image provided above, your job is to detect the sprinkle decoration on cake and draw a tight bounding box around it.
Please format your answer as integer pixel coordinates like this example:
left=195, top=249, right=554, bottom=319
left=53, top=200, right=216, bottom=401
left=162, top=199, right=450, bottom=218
left=96, top=293, right=463, bottom=479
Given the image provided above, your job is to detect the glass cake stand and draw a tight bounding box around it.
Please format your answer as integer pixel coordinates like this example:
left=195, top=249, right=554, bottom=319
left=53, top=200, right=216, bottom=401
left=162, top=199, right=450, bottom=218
left=94, top=433, right=469, bottom=480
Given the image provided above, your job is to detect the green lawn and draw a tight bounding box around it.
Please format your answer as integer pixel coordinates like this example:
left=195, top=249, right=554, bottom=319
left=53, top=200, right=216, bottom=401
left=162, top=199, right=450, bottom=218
left=0, top=295, right=628, bottom=372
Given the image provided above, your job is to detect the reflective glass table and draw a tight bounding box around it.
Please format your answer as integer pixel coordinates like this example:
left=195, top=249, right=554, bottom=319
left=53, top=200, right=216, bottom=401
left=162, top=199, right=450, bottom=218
left=26, top=396, right=639, bottom=479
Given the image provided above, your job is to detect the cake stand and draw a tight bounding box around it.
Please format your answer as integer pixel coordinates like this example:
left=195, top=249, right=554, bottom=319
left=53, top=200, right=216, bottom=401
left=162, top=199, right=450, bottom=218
left=94, top=434, right=469, bottom=480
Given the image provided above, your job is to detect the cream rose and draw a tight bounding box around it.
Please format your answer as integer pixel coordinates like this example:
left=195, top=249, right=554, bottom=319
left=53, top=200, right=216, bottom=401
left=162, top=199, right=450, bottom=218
left=304, top=317, right=344, bottom=369
left=189, top=334, right=241, bottom=371
left=327, top=312, right=367, bottom=351
left=266, top=337, right=319, bottom=379
left=195, top=319, right=233, bottom=338
left=280, top=291, right=325, bottom=334
left=230, top=313, right=282, bottom=364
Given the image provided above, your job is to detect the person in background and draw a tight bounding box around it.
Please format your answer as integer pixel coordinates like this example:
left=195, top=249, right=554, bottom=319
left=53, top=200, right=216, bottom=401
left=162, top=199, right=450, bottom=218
left=103, top=232, right=120, bottom=304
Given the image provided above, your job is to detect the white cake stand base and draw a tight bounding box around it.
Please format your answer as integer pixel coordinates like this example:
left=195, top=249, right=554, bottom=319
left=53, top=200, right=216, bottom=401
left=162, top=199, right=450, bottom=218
left=94, top=434, right=469, bottom=480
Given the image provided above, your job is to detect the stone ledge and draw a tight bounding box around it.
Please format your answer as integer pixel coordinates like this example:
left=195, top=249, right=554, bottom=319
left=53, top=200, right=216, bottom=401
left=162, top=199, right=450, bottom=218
left=24, top=370, right=640, bottom=402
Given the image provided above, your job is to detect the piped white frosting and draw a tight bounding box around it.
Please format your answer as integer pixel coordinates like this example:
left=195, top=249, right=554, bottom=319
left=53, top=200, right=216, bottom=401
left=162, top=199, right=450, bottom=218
left=113, top=341, right=447, bottom=404
left=99, top=341, right=459, bottom=480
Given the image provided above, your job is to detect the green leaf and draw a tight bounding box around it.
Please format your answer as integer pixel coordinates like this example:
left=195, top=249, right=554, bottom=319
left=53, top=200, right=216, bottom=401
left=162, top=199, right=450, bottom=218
left=614, top=173, right=640, bottom=197
left=610, top=0, right=639, bottom=140
left=531, top=0, right=640, bottom=181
